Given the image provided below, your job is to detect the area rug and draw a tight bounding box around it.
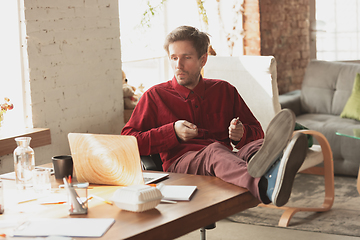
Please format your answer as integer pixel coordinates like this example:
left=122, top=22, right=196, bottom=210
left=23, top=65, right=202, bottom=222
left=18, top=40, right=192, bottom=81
left=228, top=174, right=360, bottom=237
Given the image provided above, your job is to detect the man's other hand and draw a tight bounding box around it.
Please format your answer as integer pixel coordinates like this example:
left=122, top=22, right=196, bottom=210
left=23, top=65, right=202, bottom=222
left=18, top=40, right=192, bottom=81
left=174, top=120, right=198, bottom=142
left=229, top=117, right=244, bottom=142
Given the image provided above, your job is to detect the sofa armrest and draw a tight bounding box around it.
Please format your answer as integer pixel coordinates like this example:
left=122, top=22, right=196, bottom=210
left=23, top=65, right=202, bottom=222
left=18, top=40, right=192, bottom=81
left=279, top=90, right=302, bottom=116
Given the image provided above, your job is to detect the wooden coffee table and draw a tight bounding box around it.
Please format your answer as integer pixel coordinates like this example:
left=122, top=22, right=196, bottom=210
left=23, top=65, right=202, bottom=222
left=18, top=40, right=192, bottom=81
left=0, top=169, right=259, bottom=239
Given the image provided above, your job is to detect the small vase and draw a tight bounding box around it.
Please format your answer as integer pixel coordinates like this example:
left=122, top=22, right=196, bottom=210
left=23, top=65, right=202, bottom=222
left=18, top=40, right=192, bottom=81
left=13, top=137, right=35, bottom=190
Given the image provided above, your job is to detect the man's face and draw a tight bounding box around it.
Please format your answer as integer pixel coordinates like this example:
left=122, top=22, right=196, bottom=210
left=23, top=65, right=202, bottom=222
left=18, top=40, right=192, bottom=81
left=168, top=40, right=207, bottom=90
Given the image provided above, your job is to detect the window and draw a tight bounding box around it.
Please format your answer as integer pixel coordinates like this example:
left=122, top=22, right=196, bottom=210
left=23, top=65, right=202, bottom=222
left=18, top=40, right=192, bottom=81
left=0, top=0, right=31, bottom=134
left=315, top=0, right=360, bottom=60
left=119, top=0, right=244, bottom=92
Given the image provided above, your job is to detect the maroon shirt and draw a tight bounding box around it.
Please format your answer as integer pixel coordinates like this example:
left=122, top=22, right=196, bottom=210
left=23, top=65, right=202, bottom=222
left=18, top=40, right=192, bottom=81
left=121, top=77, right=264, bottom=171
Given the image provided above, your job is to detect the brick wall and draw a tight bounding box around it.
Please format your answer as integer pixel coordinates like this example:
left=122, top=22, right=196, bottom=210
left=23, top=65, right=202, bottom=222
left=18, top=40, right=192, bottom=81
left=244, top=0, right=310, bottom=94
left=242, top=0, right=260, bottom=55
left=0, top=0, right=123, bottom=172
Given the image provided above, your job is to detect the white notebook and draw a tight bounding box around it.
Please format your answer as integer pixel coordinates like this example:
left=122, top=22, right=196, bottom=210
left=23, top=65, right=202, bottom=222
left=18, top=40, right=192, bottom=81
left=158, top=184, right=197, bottom=201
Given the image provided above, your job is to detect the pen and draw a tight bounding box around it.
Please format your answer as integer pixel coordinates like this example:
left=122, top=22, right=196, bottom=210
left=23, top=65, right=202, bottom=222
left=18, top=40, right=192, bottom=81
left=83, top=196, right=93, bottom=204
left=161, top=199, right=177, bottom=204
left=234, top=117, right=240, bottom=125
left=90, top=195, right=113, bottom=205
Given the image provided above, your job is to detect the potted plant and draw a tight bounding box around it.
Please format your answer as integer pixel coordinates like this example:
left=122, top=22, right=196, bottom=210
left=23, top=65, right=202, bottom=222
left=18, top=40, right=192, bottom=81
left=0, top=97, right=14, bottom=128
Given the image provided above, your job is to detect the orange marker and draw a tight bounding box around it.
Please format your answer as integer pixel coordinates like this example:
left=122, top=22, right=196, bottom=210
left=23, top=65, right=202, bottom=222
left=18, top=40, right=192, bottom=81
left=41, top=201, right=66, bottom=205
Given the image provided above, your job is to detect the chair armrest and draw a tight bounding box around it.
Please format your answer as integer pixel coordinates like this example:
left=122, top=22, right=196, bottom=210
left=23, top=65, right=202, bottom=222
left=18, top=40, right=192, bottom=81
left=140, top=154, right=163, bottom=171
left=279, top=90, right=302, bottom=116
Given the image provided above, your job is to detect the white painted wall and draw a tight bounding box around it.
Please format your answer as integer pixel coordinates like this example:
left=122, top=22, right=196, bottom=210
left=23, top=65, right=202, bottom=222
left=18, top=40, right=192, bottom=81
left=0, top=0, right=123, bottom=173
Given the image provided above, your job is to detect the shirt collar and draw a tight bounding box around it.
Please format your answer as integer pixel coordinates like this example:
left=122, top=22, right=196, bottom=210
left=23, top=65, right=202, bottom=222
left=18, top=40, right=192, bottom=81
left=172, top=76, right=205, bottom=100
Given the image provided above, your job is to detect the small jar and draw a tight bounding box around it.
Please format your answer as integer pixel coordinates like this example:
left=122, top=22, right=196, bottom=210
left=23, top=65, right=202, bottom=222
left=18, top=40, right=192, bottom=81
left=13, top=137, right=35, bottom=190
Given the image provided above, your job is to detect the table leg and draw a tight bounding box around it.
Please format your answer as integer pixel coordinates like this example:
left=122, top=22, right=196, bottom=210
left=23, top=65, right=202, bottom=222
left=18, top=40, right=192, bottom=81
left=357, top=167, right=360, bottom=195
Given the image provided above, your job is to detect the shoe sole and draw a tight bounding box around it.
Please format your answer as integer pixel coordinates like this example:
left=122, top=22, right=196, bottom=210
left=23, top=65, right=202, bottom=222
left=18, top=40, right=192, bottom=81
left=271, top=132, right=308, bottom=207
left=247, top=109, right=296, bottom=178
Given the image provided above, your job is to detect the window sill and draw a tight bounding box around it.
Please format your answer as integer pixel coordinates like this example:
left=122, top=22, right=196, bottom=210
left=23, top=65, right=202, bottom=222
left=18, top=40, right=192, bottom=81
left=0, top=128, right=51, bottom=156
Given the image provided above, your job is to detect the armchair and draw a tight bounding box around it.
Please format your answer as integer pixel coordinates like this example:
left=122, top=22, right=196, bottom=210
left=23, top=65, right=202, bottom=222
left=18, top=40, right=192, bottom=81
left=141, top=154, right=163, bottom=171
left=203, top=55, right=334, bottom=227
left=140, top=55, right=334, bottom=228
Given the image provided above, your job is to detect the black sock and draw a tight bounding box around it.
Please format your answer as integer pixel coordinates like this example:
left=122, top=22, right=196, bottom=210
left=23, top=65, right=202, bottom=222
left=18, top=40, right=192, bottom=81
left=258, top=176, right=271, bottom=204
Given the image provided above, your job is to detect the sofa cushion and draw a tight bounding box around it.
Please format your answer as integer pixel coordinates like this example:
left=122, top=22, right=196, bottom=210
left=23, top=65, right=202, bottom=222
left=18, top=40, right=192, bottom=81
left=301, top=61, right=341, bottom=114
left=301, top=60, right=360, bottom=115
left=333, top=65, right=360, bottom=114
left=340, top=73, right=360, bottom=121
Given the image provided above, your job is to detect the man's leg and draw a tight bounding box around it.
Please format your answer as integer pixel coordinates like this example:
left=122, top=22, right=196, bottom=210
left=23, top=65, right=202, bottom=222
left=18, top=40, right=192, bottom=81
left=168, top=110, right=308, bottom=206
left=238, top=131, right=308, bottom=206
left=264, top=132, right=308, bottom=206
left=167, top=141, right=267, bottom=203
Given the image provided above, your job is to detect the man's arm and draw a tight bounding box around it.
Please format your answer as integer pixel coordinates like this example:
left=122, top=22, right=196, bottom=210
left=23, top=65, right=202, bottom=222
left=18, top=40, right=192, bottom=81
left=174, top=120, right=198, bottom=142
left=228, top=117, right=244, bottom=143
left=121, top=91, right=180, bottom=156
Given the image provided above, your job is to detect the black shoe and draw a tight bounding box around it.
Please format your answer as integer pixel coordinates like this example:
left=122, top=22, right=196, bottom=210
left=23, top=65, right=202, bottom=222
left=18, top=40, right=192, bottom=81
left=248, top=109, right=296, bottom=178
left=264, top=132, right=308, bottom=207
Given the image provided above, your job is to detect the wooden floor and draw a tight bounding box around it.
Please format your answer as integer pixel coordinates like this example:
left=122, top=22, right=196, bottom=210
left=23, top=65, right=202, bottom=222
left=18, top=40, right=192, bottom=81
left=177, top=219, right=360, bottom=240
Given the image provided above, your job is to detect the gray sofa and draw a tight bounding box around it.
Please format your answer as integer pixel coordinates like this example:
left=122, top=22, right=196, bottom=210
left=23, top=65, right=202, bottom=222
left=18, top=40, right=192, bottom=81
left=280, top=60, right=360, bottom=177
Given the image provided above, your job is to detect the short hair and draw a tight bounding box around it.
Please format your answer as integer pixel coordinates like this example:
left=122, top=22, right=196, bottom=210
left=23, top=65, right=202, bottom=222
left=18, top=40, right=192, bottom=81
left=164, top=26, right=210, bottom=59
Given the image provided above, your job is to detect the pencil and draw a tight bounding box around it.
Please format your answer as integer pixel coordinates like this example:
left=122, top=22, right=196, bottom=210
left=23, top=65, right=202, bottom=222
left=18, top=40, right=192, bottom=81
left=18, top=198, right=37, bottom=204
left=91, top=195, right=113, bottom=205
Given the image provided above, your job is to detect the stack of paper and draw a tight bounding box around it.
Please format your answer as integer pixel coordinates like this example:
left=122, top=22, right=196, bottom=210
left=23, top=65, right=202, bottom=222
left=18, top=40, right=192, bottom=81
left=13, top=218, right=115, bottom=237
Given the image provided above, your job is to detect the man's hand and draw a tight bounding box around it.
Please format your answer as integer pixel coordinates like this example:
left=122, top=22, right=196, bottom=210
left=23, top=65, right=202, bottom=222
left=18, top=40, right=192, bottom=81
left=229, top=117, right=244, bottom=142
left=174, top=120, right=198, bottom=142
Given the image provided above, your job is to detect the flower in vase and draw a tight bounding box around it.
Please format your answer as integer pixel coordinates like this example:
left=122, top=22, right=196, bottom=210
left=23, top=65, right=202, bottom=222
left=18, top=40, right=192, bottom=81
left=0, top=97, right=14, bottom=127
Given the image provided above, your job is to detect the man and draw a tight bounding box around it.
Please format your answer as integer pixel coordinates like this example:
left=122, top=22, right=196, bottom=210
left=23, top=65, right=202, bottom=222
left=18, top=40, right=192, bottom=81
left=121, top=26, right=308, bottom=207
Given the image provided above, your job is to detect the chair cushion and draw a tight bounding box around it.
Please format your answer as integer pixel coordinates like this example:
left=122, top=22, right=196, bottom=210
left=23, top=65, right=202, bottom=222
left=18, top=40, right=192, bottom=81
left=340, top=73, right=360, bottom=121
left=203, top=56, right=280, bottom=131
left=298, top=145, right=323, bottom=172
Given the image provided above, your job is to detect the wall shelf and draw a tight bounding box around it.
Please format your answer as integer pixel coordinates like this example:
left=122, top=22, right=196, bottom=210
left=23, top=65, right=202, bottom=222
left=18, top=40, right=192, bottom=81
left=0, top=128, right=51, bottom=156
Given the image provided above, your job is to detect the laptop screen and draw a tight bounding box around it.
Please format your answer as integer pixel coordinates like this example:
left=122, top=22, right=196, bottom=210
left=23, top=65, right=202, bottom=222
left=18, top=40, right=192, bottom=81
left=68, top=133, right=144, bottom=186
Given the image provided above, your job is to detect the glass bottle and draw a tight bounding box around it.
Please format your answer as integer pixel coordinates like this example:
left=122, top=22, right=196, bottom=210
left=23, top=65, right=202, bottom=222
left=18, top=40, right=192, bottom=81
left=13, top=137, right=35, bottom=190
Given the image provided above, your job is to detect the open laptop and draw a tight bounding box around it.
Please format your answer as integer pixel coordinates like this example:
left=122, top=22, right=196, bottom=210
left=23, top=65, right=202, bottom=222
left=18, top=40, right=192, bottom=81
left=67, top=133, right=168, bottom=186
